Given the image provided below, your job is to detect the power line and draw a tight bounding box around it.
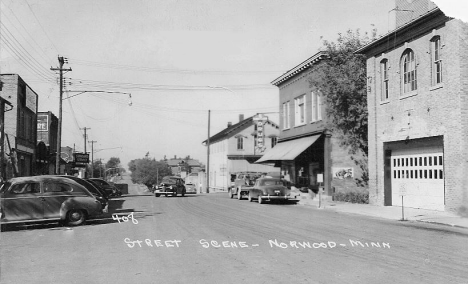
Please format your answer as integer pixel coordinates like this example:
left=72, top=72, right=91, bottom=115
left=69, top=58, right=284, bottom=75
left=23, top=0, right=60, bottom=54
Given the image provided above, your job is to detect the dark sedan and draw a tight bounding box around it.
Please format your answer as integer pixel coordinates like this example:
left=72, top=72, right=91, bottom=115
left=0, top=176, right=104, bottom=226
left=247, top=178, right=291, bottom=204
left=154, top=176, right=186, bottom=197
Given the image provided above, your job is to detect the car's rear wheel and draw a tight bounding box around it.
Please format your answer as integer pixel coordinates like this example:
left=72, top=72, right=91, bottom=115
left=66, top=209, right=86, bottom=226
left=258, top=196, right=263, bottom=204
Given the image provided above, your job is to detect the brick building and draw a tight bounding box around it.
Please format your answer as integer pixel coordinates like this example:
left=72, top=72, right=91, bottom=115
left=0, top=74, right=38, bottom=177
left=356, top=0, right=468, bottom=211
left=257, top=51, right=366, bottom=196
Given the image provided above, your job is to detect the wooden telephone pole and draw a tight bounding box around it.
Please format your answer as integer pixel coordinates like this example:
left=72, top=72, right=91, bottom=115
left=50, top=57, right=71, bottom=174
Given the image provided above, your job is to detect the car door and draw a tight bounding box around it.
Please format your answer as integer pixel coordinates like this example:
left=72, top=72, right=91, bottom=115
left=1, top=182, right=43, bottom=222
left=42, top=181, right=75, bottom=219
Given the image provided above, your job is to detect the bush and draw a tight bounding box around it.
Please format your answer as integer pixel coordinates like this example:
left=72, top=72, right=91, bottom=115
left=333, top=191, right=369, bottom=204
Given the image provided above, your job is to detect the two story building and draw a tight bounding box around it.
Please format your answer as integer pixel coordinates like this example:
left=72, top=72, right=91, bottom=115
left=257, top=51, right=366, bottom=196
left=356, top=0, right=468, bottom=211
left=204, top=114, right=280, bottom=191
left=0, top=74, right=38, bottom=178
left=36, top=111, right=58, bottom=174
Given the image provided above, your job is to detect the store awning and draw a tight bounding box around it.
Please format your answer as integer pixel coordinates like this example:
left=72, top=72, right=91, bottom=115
left=255, top=134, right=321, bottom=164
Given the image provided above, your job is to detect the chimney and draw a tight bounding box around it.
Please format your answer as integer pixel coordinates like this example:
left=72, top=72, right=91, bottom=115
left=239, top=114, right=244, bottom=122
left=227, top=122, right=232, bottom=128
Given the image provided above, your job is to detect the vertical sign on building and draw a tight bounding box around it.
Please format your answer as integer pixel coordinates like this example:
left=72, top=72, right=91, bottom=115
left=253, top=114, right=268, bottom=153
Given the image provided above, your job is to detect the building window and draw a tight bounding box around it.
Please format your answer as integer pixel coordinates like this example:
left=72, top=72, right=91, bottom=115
left=431, top=37, right=442, bottom=85
left=380, top=59, right=389, bottom=100
left=237, top=137, right=244, bottom=150
left=271, top=137, right=277, bottom=148
left=401, top=49, right=417, bottom=93
left=282, top=101, right=290, bottom=129
left=295, top=95, right=306, bottom=126
left=311, top=92, right=322, bottom=122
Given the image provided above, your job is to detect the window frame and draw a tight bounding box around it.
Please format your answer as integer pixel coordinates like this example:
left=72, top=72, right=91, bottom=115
left=294, top=94, right=306, bottom=126
left=431, top=36, right=442, bottom=86
left=401, top=49, right=417, bottom=94
left=282, top=101, right=290, bottom=130
left=311, top=91, right=322, bottom=122
left=380, top=59, right=389, bottom=101
left=236, top=136, right=244, bottom=150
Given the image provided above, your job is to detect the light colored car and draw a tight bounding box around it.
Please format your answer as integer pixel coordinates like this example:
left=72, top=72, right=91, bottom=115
left=247, top=177, right=291, bottom=204
left=0, top=176, right=104, bottom=226
left=184, top=183, right=197, bottom=194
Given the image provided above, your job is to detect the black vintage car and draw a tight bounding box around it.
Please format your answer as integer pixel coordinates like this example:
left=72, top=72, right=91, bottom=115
left=154, top=176, right=186, bottom=197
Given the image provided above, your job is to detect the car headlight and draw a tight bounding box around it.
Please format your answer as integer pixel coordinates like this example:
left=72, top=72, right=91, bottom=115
left=169, top=186, right=173, bottom=190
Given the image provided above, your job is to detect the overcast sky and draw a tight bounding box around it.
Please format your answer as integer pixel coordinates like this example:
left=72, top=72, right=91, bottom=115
left=0, top=0, right=463, bottom=168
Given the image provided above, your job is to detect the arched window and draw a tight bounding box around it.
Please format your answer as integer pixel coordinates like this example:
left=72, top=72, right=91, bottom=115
left=380, top=59, right=389, bottom=100
left=431, top=36, right=442, bottom=85
left=401, top=49, right=417, bottom=93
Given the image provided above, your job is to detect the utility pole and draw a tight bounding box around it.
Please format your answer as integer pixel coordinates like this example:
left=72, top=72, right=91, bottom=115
left=81, top=127, right=91, bottom=153
left=88, top=140, right=97, bottom=178
left=206, top=110, right=210, bottom=194
left=51, top=56, right=72, bottom=174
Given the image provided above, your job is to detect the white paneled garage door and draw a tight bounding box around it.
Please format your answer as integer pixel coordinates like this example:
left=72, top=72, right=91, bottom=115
left=391, top=146, right=444, bottom=211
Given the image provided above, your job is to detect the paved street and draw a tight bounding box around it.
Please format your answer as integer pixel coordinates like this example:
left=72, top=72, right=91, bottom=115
left=1, top=174, right=467, bottom=284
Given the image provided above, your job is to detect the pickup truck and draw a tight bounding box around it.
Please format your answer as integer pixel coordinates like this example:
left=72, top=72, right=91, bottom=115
left=228, top=172, right=264, bottom=200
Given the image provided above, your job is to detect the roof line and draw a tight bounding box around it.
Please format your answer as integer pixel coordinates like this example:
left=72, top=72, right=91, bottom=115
left=271, top=51, right=328, bottom=86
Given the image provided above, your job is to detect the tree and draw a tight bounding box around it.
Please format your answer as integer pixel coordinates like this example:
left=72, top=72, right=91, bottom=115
left=106, top=157, right=121, bottom=169
left=307, top=29, right=375, bottom=186
left=128, top=158, right=172, bottom=189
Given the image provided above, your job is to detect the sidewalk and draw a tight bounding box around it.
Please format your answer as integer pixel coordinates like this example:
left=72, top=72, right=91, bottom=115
left=297, top=194, right=468, bottom=229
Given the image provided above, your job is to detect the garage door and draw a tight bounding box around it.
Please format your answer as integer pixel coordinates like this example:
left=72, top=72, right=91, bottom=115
left=391, top=146, right=444, bottom=211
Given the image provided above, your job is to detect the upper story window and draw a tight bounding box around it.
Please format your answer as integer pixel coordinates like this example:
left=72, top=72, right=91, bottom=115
left=380, top=59, right=389, bottom=101
left=282, top=101, right=290, bottom=129
left=271, top=136, right=277, bottom=148
left=401, top=49, right=417, bottom=93
left=237, top=136, right=244, bottom=150
left=431, top=36, right=442, bottom=85
left=294, top=95, right=306, bottom=126
left=311, top=92, right=322, bottom=122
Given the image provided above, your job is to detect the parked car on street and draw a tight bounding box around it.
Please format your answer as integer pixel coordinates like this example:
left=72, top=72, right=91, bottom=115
left=87, top=178, right=121, bottom=197
left=247, top=177, right=291, bottom=204
left=0, top=176, right=104, bottom=226
left=154, top=176, right=186, bottom=197
left=60, top=176, right=108, bottom=210
left=184, top=183, right=197, bottom=194
left=228, top=172, right=264, bottom=200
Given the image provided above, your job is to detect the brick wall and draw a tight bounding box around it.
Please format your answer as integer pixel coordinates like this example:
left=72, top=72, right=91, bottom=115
left=366, top=18, right=468, bottom=211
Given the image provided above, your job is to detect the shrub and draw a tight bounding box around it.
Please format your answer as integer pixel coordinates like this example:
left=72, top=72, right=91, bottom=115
left=333, top=191, right=369, bottom=204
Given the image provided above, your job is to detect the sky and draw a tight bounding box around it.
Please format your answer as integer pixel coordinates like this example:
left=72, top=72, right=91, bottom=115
left=0, top=0, right=464, bottom=169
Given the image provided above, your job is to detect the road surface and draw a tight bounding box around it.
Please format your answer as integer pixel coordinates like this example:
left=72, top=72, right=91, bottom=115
left=1, top=174, right=467, bottom=283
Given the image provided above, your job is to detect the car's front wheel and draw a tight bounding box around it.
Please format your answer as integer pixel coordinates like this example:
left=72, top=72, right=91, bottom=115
left=66, top=209, right=86, bottom=226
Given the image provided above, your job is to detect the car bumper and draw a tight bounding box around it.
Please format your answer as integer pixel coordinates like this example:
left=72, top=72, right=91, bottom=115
left=260, top=195, right=290, bottom=200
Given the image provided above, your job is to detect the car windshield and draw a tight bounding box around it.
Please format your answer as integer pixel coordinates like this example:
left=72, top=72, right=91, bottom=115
left=0, top=182, right=11, bottom=193
left=260, top=179, right=283, bottom=186
left=162, top=178, right=177, bottom=184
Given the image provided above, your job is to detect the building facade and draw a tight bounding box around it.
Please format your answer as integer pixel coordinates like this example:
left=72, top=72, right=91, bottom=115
left=36, top=111, right=58, bottom=174
left=204, top=114, right=280, bottom=191
left=356, top=0, right=468, bottom=211
left=0, top=74, right=38, bottom=178
left=257, top=51, right=366, bottom=196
